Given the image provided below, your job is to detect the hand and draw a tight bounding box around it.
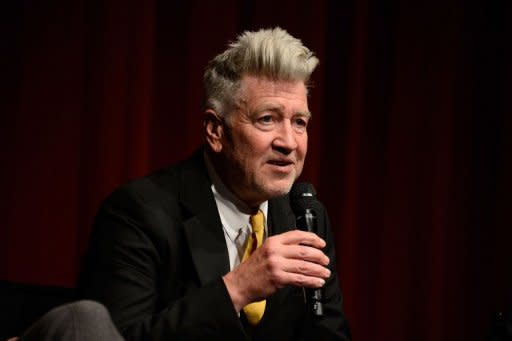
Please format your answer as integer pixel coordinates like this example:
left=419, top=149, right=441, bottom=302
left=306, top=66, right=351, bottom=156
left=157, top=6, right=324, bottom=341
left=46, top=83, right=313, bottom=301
left=222, top=230, right=330, bottom=312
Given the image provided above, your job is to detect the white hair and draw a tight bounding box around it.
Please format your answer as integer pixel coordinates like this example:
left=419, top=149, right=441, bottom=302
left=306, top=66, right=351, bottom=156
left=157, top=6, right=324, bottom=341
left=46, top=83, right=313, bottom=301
left=203, top=27, right=319, bottom=116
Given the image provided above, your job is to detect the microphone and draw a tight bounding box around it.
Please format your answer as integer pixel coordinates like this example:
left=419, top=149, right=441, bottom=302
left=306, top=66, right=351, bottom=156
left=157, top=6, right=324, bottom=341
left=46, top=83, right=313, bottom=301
left=290, top=182, right=324, bottom=317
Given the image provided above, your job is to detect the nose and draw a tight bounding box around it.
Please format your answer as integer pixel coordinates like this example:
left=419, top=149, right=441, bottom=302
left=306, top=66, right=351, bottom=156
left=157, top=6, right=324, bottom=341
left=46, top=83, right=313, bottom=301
left=272, top=120, right=298, bottom=155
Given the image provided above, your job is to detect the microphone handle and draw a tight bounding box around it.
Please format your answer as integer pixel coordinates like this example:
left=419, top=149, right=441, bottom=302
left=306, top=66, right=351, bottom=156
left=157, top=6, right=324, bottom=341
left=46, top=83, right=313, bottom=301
left=297, top=209, right=324, bottom=317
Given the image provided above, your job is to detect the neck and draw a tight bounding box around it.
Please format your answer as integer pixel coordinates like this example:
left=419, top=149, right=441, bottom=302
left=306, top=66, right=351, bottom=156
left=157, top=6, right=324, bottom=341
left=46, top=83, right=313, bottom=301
left=204, top=149, right=263, bottom=214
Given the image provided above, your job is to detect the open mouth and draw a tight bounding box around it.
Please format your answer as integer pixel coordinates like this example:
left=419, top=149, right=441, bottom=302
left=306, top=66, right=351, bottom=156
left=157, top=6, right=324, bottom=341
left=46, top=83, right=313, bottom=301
left=268, top=160, right=293, bottom=167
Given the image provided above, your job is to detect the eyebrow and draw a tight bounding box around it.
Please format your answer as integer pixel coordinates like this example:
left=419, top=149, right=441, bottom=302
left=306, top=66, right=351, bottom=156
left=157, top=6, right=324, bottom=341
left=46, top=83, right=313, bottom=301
left=256, top=104, right=312, bottom=118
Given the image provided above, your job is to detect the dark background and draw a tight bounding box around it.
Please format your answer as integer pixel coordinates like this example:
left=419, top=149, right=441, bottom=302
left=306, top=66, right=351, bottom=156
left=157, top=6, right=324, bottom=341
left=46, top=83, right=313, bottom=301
left=1, top=1, right=511, bottom=340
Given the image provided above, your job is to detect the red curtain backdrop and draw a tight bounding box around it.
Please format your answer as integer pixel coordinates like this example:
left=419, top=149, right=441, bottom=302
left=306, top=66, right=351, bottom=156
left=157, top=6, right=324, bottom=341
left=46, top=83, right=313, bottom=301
left=1, top=1, right=511, bottom=340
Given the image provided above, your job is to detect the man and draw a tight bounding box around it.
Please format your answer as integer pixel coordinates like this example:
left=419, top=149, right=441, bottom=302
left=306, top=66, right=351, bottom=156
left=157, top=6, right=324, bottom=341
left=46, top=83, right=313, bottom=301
left=79, top=27, right=350, bottom=340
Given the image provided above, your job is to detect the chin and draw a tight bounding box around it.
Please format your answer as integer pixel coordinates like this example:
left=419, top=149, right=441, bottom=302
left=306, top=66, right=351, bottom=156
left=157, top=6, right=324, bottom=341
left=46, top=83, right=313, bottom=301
left=257, top=180, right=294, bottom=199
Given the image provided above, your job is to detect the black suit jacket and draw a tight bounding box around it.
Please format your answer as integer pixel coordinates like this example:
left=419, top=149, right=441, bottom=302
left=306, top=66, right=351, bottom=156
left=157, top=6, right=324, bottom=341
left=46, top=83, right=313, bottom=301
left=79, top=150, right=350, bottom=340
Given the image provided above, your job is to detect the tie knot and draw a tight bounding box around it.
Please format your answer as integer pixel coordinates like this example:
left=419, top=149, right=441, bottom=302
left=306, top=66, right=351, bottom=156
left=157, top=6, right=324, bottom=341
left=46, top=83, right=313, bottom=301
left=250, top=210, right=264, bottom=234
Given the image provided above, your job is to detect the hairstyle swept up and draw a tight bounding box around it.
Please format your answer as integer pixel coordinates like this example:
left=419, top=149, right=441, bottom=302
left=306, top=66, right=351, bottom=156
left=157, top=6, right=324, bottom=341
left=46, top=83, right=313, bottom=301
left=203, top=27, right=319, bottom=116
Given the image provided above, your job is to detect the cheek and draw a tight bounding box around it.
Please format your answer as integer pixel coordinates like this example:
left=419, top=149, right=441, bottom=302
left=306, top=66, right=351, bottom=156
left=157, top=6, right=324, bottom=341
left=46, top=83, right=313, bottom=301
left=230, top=137, right=261, bottom=169
left=243, top=133, right=272, bottom=155
left=298, top=135, right=308, bottom=159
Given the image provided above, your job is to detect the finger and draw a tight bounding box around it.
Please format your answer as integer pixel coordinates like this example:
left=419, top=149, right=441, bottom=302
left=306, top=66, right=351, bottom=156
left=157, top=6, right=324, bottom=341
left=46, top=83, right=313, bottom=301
left=280, top=244, right=330, bottom=266
left=276, top=230, right=326, bottom=248
left=274, top=271, right=326, bottom=288
left=280, top=258, right=331, bottom=279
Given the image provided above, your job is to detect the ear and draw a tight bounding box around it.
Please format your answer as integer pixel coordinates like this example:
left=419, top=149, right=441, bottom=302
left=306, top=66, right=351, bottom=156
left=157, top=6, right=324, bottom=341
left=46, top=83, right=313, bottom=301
left=203, top=109, right=224, bottom=153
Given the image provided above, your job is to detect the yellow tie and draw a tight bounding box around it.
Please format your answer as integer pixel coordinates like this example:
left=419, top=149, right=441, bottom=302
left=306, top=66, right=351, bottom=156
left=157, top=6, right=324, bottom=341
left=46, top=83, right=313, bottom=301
left=242, top=210, right=266, bottom=325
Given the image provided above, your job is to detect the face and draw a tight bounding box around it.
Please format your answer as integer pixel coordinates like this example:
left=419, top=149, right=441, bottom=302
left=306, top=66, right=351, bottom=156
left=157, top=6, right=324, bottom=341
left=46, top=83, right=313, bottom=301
left=206, top=75, right=310, bottom=208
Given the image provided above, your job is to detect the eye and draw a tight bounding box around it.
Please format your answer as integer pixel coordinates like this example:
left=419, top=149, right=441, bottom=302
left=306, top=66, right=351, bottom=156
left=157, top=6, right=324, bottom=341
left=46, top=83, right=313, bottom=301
left=258, top=114, right=274, bottom=124
left=293, top=116, right=309, bottom=131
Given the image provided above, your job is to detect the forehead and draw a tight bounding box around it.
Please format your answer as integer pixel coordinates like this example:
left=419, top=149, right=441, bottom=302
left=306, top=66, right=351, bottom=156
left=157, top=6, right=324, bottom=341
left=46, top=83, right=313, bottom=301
left=239, top=75, right=309, bottom=106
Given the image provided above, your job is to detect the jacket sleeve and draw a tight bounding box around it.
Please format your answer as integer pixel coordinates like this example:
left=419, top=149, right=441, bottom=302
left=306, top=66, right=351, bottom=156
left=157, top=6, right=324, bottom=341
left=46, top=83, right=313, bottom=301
left=78, top=186, right=247, bottom=341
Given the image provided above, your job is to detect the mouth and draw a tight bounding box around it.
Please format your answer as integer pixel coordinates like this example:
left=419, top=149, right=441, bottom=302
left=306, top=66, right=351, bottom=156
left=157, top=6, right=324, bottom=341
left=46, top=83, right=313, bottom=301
left=267, top=159, right=294, bottom=168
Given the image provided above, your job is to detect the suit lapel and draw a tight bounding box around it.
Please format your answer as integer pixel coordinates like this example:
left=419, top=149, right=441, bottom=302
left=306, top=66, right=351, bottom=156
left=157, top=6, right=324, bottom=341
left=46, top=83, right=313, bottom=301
left=178, top=151, right=230, bottom=286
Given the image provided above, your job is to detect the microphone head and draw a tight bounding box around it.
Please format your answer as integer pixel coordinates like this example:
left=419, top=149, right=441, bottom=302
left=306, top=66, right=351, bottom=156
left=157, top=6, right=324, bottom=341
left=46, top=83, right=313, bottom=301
left=290, top=182, right=317, bottom=214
